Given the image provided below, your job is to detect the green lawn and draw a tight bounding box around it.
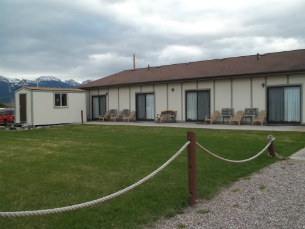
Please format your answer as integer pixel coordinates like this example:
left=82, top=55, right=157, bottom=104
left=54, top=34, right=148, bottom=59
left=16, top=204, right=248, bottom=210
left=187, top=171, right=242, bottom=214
left=0, top=125, right=304, bottom=229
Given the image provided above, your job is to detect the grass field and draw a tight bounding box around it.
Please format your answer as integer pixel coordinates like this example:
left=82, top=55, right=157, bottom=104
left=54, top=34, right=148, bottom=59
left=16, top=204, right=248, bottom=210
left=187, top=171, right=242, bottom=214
left=0, top=125, right=304, bottom=229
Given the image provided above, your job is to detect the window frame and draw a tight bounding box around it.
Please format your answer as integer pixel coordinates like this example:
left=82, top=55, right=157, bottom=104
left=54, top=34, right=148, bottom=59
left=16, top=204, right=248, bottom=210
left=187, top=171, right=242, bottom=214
left=54, top=93, right=69, bottom=108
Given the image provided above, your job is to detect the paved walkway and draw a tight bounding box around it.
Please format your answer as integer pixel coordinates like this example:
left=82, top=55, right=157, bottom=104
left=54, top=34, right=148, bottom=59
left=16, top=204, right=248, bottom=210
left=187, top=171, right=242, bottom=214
left=85, top=121, right=305, bottom=132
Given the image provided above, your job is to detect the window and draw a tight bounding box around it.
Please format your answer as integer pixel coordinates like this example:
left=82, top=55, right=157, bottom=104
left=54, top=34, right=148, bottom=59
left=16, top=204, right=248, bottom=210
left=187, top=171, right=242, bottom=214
left=267, top=86, right=301, bottom=124
left=186, top=90, right=210, bottom=121
left=136, top=93, right=155, bottom=120
left=55, top=93, right=68, bottom=107
left=92, top=95, right=106, bottom=119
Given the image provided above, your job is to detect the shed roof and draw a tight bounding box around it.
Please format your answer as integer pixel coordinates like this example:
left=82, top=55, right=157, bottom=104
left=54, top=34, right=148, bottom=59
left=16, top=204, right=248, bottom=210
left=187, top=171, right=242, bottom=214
left=15, top=86, right=85, bottom=92
left=78, top=49, right=305, bottom=89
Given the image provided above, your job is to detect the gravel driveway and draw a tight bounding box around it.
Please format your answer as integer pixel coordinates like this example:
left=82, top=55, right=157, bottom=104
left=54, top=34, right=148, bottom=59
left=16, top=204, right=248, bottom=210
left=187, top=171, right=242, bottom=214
left=147, top=159, right=305, bottom=229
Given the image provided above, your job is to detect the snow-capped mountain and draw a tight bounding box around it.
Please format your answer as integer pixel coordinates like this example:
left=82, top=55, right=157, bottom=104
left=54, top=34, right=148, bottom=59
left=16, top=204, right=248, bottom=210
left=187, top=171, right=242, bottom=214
left=64, top=79, right=80, bottom=87
left=37, top=76, right=62, bottom=82
left=0, top=75, right=92, bottom=103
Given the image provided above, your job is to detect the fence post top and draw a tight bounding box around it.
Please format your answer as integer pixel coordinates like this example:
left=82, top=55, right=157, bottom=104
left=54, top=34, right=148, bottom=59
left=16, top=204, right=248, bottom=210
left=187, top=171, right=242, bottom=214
left=267, top=135, right=274, bottom=141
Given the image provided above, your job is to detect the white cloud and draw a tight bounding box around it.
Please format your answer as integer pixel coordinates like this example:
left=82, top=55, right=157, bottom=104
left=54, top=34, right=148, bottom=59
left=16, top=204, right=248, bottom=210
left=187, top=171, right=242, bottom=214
left=0, top=0, right=304, bottom=81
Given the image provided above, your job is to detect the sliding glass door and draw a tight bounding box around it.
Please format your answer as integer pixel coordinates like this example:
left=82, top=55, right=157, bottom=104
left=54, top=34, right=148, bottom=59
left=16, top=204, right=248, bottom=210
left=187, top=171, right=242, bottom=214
left=92, top=95, right=106, bottom=119
left=267, top=86, right=301, bottom=124
left=136, top=93, right=154, bottom=120
left=186, top=90, right=210, bottom=121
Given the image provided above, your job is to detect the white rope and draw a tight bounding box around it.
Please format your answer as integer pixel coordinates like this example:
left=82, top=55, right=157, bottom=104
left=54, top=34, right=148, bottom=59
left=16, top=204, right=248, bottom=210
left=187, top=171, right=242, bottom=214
left=196, top=138, right=275, bottom=163
left=0, top=141, right=190, bottom=217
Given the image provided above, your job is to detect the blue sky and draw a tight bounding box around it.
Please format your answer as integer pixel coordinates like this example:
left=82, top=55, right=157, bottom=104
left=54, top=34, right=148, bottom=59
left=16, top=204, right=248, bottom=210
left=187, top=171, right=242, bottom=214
left=1, top=0, right=304, bottom=82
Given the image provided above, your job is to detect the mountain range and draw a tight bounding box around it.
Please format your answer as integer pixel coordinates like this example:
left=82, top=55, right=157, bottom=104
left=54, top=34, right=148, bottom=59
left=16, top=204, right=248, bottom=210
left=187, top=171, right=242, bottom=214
left=0, top=75, right=91, bottom=103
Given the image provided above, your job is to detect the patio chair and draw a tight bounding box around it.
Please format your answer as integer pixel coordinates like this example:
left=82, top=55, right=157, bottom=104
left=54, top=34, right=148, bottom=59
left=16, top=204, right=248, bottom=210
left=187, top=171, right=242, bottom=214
left=123, top=111, right=135, bottom=122
left=204, top=110, right=219, bottom=124
left=122, top=109, right=130, bottom=118
left=230, top=110, right=244, bottom=125
left=98, top=110, right=110, bottom=122
left=110, top=110, right=122, bottom=122
left=252, top=110, right=267, bottom=126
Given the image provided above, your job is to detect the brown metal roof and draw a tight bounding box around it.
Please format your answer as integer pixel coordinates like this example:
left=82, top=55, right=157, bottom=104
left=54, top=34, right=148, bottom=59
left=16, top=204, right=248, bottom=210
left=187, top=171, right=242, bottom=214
left=23, top=86, right=85, bottom=92
left=79, top=49, right=305, bottom=89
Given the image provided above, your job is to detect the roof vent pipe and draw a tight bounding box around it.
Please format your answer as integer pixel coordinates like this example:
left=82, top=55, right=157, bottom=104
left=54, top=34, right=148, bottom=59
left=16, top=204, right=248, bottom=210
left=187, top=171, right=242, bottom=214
left=257, top=53, right=260, bottom=61
left=148, top=65, right=150, bottom=71
left=133, top=54, right=135, bottom=70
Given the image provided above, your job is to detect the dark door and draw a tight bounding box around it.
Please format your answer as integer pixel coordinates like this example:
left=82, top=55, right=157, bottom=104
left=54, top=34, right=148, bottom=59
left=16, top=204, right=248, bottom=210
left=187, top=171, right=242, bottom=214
left=267, top=86, right=301, bottom=124
left=92, top=96, right=106, bottom=119
left=136, top=93, right=154, bottom=120
left=20, top=94, right=27, bottom=122
left=186, top=90, right=210, bottom=121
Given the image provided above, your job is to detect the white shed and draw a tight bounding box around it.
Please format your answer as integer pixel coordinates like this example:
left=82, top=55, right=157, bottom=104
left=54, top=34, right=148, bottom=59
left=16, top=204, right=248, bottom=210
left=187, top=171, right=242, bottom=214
left=14, top=86, right=87, bottom=126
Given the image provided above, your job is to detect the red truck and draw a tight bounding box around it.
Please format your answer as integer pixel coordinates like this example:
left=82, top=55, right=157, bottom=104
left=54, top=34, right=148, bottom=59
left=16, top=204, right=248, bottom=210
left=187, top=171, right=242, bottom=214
left=0, top=109, right=15, bottom=126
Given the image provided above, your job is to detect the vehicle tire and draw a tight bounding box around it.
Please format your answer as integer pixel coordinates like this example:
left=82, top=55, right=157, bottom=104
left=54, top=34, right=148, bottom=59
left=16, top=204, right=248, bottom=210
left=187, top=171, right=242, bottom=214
left=4, top=120, right=8, bottom=126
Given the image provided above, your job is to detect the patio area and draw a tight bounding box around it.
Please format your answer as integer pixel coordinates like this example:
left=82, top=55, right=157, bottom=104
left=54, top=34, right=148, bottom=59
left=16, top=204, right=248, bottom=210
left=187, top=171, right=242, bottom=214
left=85, top=121, right=305, bottom=132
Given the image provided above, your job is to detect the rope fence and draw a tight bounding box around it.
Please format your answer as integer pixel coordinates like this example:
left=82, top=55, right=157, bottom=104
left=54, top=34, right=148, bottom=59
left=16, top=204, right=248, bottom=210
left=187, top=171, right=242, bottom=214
left=0, top=141, right=190, bottom=217
left=0, top=132, right=279, bottom=217
left=196, top=137, right=275, bottom=163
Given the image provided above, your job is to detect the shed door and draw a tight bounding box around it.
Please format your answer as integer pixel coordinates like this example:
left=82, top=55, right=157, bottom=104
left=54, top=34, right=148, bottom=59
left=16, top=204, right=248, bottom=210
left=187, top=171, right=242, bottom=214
left=20, top=94, right=27, bottom=122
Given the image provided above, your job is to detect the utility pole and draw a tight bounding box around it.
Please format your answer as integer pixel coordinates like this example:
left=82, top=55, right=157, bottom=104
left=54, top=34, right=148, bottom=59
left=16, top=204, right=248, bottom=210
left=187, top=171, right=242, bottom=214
left=133, top=54, right=135, bottom=70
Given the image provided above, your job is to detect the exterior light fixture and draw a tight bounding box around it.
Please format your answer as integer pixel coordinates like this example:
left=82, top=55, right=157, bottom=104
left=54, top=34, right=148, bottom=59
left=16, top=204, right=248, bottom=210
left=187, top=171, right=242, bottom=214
left=262, top=83, right=265, bottom=88
left=171, top=88, right=174, bottom=92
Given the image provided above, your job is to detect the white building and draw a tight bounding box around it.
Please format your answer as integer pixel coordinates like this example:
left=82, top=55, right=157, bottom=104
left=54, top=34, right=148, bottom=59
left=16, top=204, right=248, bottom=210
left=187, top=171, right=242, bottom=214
left=14, top=87, right=87, bottom=126
left=79, top=49, right=303, bottom=126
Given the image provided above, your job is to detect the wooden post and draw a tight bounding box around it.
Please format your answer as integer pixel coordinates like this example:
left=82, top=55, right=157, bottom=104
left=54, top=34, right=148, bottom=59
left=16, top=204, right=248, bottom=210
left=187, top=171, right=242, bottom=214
left=187, top=131, right=197, bottom=206
left=81, top=110, right=84, bottom=124
left=268, top=135, right=275, bottom=157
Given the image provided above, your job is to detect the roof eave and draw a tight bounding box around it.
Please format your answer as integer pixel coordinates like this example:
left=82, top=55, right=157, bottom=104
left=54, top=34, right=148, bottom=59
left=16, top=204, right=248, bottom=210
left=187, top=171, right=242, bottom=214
left=78, top=69, right=305, bottom=90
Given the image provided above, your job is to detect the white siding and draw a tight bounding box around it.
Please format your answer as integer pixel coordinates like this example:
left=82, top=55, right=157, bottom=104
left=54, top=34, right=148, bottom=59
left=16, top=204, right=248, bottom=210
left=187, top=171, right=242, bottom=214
left=252, top=76, right=266, bottom=112
left=108, top=88, right=119, bottom=110
left=168, top=82, right=182, bottom=121
left=32, top=92, right=86, bottom=125
left=267, top=75, right=287, bottom=85
left=142, top=85, right=153, bottom=92
left=155, top=84, right=167, bottom=114
left=232, top=78, right=251, bottom=112
left=119, top=87, right=130, bottom=110
left=98, top=88, right=108, bottom=95
left=215, top=79, right=231, bottom=115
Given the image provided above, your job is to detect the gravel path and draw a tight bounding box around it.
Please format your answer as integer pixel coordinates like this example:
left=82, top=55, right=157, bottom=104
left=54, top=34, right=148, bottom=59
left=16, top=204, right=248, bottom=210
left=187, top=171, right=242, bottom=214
left=147, top=159, right=305, bottom=229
